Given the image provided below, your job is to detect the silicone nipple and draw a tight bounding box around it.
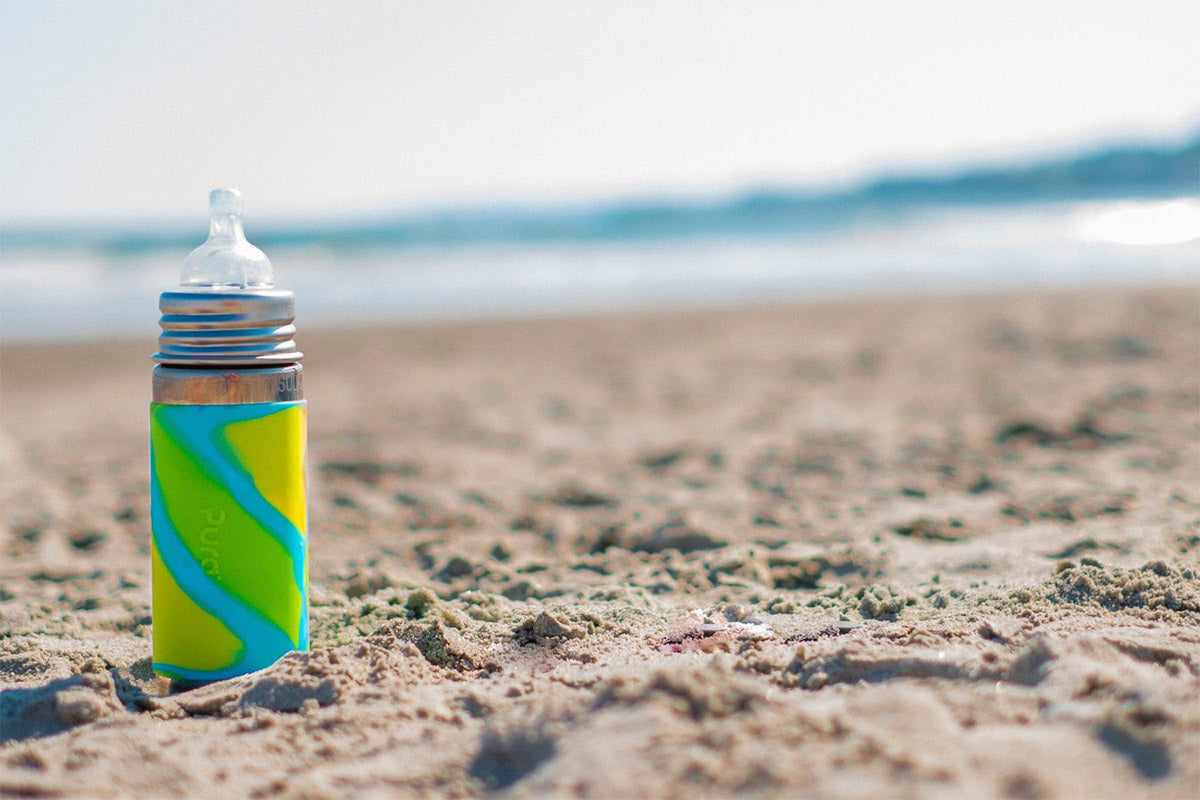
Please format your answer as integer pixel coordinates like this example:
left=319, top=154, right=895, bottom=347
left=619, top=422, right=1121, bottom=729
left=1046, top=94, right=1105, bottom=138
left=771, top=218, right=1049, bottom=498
left=180, top=188, right=273, bottom=288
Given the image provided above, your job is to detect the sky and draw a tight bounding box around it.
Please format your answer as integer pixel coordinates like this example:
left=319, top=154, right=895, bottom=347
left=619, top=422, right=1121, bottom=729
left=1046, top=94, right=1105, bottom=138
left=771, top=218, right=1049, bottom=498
left=1, top=1, right=1198, bottom=226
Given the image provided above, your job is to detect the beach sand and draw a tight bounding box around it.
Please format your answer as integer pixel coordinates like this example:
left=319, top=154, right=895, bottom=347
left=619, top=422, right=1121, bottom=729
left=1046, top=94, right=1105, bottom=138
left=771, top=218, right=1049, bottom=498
left=2, top=284, right=1198, bottom=798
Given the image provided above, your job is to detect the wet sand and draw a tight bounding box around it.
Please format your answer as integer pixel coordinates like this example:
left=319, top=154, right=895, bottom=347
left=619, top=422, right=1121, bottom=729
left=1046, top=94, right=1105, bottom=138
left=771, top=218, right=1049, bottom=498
left=2, top=284, right=1198, bottom=798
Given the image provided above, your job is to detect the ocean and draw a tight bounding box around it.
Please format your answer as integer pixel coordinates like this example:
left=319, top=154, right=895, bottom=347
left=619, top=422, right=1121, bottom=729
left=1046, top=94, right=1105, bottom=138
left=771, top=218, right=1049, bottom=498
left=2, top=138, right=1198, bottom=343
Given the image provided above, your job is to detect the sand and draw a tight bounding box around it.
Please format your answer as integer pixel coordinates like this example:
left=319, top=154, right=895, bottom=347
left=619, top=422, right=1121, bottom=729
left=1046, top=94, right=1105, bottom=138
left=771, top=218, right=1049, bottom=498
left=1, top=284, right=1198, bottom=799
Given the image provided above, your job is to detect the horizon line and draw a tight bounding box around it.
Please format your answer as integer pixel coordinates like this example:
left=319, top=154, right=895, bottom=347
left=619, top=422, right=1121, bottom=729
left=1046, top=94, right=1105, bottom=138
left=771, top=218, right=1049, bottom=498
left=1, top=126, right=1197, bottom=251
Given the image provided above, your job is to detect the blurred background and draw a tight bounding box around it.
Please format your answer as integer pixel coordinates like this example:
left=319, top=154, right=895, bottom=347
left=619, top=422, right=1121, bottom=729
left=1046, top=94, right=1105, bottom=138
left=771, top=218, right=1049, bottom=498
left=1, top=0, right=1197, bottom=342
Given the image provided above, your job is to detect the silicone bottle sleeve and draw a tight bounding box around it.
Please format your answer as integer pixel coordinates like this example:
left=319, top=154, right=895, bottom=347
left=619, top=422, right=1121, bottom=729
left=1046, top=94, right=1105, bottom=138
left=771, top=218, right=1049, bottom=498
left=150, top=400, right=308, bottom=682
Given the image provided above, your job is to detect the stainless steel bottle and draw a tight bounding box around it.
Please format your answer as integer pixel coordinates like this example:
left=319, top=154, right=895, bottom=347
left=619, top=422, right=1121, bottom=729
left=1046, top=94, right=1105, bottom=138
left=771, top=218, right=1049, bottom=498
left=150, top=189, right=308, bottom=688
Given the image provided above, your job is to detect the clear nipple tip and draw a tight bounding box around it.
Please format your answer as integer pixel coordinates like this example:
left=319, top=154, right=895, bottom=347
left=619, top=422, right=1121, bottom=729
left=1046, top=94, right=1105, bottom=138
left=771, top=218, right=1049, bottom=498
left=180, top=188, right=274, bottom=289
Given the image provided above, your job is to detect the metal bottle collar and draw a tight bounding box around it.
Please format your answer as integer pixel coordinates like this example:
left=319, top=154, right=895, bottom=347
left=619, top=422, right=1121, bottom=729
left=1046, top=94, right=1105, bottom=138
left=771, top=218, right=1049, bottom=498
left=153, top=288, right=303, bottom=366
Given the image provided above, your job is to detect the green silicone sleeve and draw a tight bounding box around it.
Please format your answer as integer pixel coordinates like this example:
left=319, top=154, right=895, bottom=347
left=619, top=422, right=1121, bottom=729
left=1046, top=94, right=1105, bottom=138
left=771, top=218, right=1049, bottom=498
left=150, top=401, right=308, bottom=682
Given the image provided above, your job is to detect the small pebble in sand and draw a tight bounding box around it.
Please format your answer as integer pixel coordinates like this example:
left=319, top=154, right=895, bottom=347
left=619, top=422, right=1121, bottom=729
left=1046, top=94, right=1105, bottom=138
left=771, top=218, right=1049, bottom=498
left=514, top=612, right=582, bottom=645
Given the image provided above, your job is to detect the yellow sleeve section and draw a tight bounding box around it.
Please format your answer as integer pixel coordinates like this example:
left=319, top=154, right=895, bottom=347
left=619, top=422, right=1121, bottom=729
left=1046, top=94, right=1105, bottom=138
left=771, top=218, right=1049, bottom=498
left=151, top=542, right=244, bottom=671
left=222, top=405, right=308, bottom=536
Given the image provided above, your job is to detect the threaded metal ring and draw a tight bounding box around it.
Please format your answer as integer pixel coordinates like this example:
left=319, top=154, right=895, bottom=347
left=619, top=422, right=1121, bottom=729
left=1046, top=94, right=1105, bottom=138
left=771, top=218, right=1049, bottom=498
left=153, top=289, right=303, bottom=366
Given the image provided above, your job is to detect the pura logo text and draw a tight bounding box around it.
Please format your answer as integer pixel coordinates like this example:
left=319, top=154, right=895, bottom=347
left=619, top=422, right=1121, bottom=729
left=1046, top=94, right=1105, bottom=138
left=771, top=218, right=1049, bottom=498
left=199, top=508, right=225, bottom=578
